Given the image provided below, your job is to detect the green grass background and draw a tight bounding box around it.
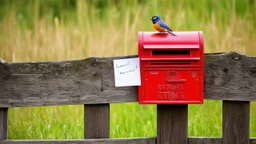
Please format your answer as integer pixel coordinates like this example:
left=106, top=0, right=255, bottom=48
left=0, top=0, right=256, bottom=139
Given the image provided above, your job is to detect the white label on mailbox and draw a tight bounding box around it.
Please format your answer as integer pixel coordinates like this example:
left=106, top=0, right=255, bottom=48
left=113, top=58, right=141, bottom=87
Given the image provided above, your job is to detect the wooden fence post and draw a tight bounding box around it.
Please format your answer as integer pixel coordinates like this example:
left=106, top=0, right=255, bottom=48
left=84, top=104, right=110, bottom=139
left=222, top=101, right=250, bottom=144
left=157, top=104, right=188, bottom=144
left=0, top=108, right=8, bottom=140
left=0, top=59, right=9, bottom=140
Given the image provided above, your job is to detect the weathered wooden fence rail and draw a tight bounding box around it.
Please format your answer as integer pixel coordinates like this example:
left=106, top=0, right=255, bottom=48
left=0, top=51, right=256, bottom=144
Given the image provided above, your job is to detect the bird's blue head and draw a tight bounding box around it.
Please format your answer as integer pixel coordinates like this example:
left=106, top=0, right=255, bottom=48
left=150, top=16, right=162, bottom=24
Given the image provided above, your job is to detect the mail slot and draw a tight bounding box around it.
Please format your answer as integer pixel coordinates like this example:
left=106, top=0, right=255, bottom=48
left=138, top=31, right=204, bottom=104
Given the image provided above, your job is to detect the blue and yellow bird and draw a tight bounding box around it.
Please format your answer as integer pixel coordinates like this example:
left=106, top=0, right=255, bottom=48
left=151, top=16, right=177, bottom=36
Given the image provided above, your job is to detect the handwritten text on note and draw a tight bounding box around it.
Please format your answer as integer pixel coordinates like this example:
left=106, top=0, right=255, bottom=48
left=113, top=58, right=141, bottom=87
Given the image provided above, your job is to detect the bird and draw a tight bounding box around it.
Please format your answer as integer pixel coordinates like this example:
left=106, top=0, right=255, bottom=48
left=150, top=15, right=177, bottom=36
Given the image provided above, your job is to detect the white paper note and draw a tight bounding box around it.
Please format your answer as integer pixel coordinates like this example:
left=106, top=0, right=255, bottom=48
left=113, top=58, right=141, bottom=87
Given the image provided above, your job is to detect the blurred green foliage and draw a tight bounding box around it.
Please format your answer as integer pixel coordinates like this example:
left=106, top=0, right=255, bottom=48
left=1, top=0, right=255, bottom=29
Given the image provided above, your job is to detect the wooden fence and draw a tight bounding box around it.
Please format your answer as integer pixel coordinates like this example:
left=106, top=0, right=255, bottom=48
left=0, top=51, right=256, bottom=144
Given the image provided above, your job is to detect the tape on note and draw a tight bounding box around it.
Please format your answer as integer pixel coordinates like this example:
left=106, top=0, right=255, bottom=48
left=113, top=58, right=141, bottom=87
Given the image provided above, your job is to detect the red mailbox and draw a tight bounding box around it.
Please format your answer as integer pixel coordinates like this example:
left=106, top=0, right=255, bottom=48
left=138, top=31, right=204, bottom=104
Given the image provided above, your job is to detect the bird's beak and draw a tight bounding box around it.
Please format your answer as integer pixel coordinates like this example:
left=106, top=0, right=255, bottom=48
left=150, top=18, right=152, bottom=20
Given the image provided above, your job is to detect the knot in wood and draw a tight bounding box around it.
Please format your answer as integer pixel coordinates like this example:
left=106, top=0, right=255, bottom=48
left=249, top=66, right=256, bottom=73
left=223, top=68, right=229, bottom=73
left=209, top=63, right=217, bottom=70
left=91, top=59, right=99, bottom=67
left=231, top=53, right=241, bottom=61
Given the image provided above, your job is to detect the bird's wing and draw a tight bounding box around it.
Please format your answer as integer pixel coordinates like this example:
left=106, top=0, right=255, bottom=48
left=158, top=21, right=173, bottom=32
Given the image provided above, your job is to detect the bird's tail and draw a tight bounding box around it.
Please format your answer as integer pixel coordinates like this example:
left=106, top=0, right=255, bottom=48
left=167, top=31, right=177, bottom=36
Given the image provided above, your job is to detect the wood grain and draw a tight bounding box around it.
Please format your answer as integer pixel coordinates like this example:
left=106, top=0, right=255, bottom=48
left=0, top=138, right=256, bottom=144
left=1, top=52, right=256, bottom=107
left=84, top=104, right=109, bottom=138
left=0, top=58, right=10, bottom=80
left=157, top=104, right=188, bottom=144
left=0, top=108, right=8, bottom=140
left=222, top=101, right=250, bottom=144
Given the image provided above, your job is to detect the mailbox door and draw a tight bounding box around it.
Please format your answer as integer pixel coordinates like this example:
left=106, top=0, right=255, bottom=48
left=140, top=68, right=203, bottom=104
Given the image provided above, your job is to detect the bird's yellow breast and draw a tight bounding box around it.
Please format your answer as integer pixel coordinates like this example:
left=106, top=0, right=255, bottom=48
left=153, top=23, right=166, bottom=32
